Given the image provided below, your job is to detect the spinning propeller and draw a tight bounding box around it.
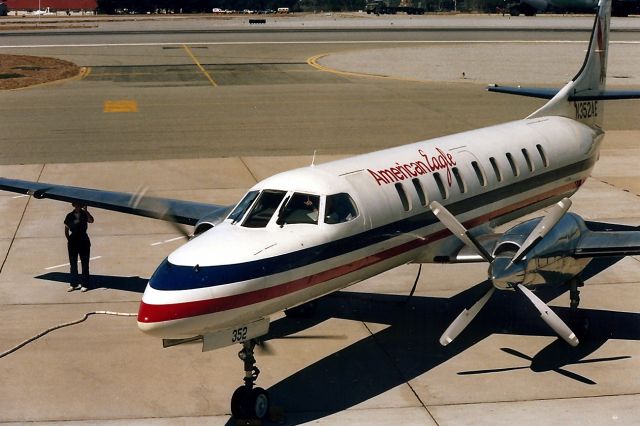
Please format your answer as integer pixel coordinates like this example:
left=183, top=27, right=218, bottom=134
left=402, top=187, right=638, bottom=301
left=430, top=198, right=579, bottom=347
left=129, top=186, right=193, bottom=239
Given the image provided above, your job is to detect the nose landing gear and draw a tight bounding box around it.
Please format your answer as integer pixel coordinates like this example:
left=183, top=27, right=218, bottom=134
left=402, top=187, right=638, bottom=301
left=231, top=340, right=270, bottom=421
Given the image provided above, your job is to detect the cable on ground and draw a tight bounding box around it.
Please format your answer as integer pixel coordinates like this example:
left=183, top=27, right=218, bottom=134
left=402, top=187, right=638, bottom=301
left=1, top=311, right=137, bottom=359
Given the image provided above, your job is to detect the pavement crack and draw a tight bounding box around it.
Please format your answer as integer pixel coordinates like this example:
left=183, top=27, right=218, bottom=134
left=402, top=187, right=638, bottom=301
left=355, top=298, right=440, bottom=425
left=0, top=164, right=45, bottom=275
left=239, top=156, right=259, bottom=184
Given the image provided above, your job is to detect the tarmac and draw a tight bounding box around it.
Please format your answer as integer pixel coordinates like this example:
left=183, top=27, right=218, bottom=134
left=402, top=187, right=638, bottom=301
left=0, top=14, right=639, bottom=426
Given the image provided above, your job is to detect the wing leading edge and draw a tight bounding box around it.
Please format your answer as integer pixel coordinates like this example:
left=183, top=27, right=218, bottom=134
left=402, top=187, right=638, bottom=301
left=0, top=177, right=231, bottom=226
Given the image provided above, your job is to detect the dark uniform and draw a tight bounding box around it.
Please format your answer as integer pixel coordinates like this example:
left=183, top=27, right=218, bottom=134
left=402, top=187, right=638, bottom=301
left=64, top=208, right=92, bottom=290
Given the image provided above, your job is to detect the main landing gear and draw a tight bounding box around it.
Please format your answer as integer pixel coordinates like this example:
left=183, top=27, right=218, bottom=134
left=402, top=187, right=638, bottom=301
left=568, top=277, right=589, bottom=338
left=231, top=340, right=270, bottom=421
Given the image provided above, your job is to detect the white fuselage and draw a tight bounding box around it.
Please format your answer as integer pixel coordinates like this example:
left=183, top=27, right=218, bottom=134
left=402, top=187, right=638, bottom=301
left=137, top=116, right=603, bottom=339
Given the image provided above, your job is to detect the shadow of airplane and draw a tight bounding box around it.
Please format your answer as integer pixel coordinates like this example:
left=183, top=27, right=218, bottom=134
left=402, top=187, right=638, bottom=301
left=229, top=255, right=639, bottom=425
left=35, top=272, right=147, bottom=293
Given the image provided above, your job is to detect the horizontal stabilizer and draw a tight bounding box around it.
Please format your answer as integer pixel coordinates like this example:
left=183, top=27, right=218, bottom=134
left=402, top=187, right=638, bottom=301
left=487, top=85, right=558, bottom=99
left=488, top=85, right=640, bottom=102
left=569, top=91, right=640, bottom=101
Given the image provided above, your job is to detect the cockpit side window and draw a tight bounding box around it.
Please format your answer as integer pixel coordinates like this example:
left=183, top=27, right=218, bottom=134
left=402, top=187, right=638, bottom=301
left=228, top=190, right=259, bottom=224
left=325, top=193, right=358, bottom=224
left=242, top=190, right=286, bottom=228
left=277, top=193, right=320, bottom=225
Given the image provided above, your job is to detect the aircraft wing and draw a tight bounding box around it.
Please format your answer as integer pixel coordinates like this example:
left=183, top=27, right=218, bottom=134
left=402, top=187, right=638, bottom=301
left=575, top=230, right=640, bottom=258
left=0, top=177, right=232, bottom=226
left=434, top=233, right=502, bottom=263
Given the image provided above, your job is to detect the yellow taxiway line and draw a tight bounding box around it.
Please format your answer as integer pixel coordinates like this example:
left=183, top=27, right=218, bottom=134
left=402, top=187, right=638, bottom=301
left=307, top=53, right=431, bottom=84
left=183, top=44, right=218, bottom=87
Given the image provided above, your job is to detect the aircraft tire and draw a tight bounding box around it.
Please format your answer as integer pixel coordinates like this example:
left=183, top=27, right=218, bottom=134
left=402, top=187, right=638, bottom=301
left=251, top=387, right=270, bottom=419
left=231, top=386, right=251, bottom=419
left=231, top=386, right=270, bottom=420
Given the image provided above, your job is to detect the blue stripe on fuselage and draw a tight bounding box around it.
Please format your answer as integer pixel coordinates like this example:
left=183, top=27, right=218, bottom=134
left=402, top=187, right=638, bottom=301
left=149, top=156, right=595, bottom=291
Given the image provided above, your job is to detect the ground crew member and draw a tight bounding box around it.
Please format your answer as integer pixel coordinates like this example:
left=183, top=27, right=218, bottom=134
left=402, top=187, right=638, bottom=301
left=64, top=202, right=94, bottom=292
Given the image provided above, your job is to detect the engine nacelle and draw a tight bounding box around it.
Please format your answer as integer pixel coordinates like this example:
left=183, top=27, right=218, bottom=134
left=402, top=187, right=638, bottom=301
left=193, top=207, right=233, bottom=236
left=490, top=213, right=591, bottom=289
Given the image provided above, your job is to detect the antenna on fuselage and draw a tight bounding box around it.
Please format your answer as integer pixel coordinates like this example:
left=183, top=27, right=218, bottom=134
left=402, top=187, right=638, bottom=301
left=311, top=150, right=317, bottom=167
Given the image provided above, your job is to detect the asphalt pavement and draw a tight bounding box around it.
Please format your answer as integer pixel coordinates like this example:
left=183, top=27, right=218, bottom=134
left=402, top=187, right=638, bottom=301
left=0, top=13, right=639, bottom=425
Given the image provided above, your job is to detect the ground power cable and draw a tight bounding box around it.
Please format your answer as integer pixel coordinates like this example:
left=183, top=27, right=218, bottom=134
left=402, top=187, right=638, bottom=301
left=1, top=311, right=137, bottom=359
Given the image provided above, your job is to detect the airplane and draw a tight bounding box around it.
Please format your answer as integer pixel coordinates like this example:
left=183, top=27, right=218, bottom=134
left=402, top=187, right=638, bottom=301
left=31, top=6, right=52, bottom=15
left=1, top=0, right=640, bottom=420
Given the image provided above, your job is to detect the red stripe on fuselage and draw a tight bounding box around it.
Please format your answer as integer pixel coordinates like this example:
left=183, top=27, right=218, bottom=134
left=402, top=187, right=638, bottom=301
left=138, top=179, right=584, bottom=324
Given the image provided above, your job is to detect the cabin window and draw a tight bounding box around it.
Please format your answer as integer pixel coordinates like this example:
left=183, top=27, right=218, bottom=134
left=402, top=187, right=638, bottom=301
left=522, top=148, right=534, bottom=172
left=228, top=190, right=259, bottom=223
left=506, top=152, right=519, bottom=177
left=395, top=183, right=411, bottom=211
left=325, top=193, right=359, bottom=224
left=242, top=190, right=287, bottom=228
left=433, top=172, right=448, bottom=200
left=536, top=144, right=549, bottom=167
left=452, top=167, right=466, bottom=193
left=489, top=157, right=502, bottom=182
left=412, top=178, right=427, bottom=206
left=471, top=161, right=487, bottom=186
left=277, top=193, right=321, bottom=225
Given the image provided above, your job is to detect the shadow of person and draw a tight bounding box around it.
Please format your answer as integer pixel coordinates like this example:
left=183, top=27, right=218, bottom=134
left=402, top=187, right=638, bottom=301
left=36, top=272, right=148, bottom=293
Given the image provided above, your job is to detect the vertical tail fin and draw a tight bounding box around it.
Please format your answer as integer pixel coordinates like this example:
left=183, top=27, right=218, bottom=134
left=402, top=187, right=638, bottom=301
left=528, top=0, right=611, bottom=127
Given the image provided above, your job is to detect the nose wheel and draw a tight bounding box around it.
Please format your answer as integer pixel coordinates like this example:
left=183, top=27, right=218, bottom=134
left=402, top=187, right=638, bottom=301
left=231, top=340, right=270, bottom=421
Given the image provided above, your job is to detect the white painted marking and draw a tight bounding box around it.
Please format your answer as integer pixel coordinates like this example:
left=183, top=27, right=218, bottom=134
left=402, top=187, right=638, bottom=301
left=164, top=236, right=186, bottom=243
left=1, top=40, right=639, bottom=49
left=150, top=236, right=187, bottom=246
left=44, top=256, right=102, bottom=270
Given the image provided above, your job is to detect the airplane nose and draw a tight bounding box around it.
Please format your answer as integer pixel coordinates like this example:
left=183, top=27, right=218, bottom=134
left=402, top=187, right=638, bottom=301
left=136, top=258, right=219, bottom=339
left=137, top=284, right=165, bottom=336
left=490, top=257, right=526, bottom=290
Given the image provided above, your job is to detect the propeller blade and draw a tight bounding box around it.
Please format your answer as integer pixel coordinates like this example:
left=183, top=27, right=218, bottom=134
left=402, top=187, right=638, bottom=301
left=430, top=201, right=493, bottom=262
left=516, top=284, right=579, bottom=347
left=440, top=287, right=496, bottom=346
left=255, top=339, right=276, bottom=356
left=511, top=197, right=572, bottom=264
left=130, top=186, right=192, bottom=239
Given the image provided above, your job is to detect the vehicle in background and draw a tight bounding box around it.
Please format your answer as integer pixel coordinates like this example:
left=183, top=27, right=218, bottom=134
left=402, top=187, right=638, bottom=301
left=505, top=0, right=638, bottom=16
left=277, top=7, right=289, bottom=13
left=0, top=2, right=8, bottom=16
left=365, top=0, right=425, bottom=14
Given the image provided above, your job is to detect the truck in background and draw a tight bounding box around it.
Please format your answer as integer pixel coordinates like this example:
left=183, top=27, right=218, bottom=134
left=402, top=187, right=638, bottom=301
left=505, top=0, right=638, bottom=16
left=365, top=0, right=425, bottom=14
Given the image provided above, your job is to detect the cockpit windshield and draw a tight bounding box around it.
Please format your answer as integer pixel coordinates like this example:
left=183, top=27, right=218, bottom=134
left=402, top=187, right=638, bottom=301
left=228, top=190, right=259, bottom=224
left=242, top=190, right=287, bottom=228
left=277, top=193, right=320, bottom=225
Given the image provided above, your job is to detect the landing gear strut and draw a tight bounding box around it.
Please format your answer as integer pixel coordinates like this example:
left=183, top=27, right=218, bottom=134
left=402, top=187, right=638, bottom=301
left=569, top=277, right=583, bottom=312
left=230, top=340, right=270, bottom=420
left=568, top=277, right=589, bottom=338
